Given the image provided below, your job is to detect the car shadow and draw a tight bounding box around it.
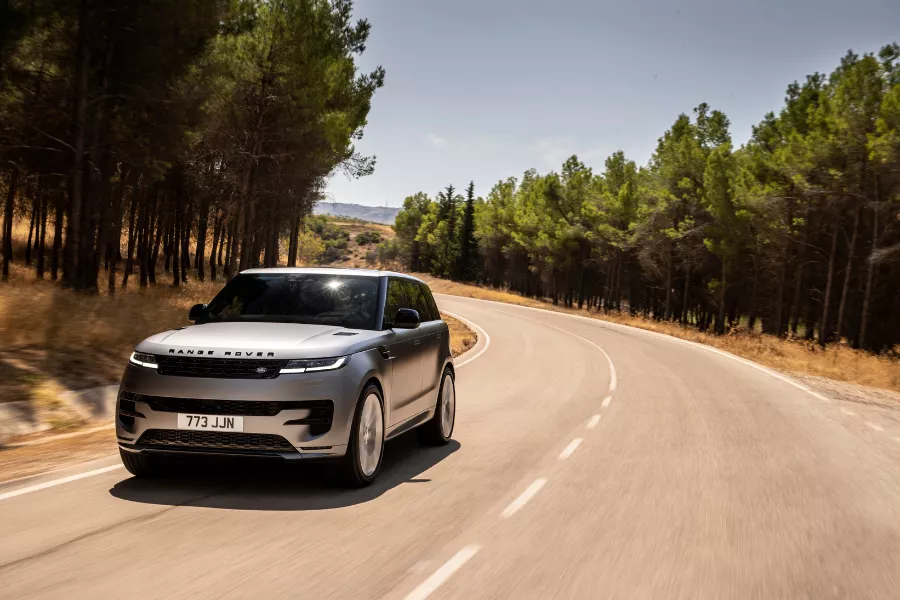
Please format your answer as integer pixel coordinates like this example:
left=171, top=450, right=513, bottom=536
left=108, top=432, right=461, bottom=511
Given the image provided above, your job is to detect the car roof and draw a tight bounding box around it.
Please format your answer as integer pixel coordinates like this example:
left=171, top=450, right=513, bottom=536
left=239, top=267, right=425, bottom=283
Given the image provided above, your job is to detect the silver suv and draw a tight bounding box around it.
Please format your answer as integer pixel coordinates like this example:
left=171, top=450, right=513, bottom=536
left=116, top=268, right=455, bottom=487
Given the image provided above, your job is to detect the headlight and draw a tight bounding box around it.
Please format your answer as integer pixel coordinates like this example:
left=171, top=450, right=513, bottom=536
left=129, top=351, right=158, bottom=368
left=280, top=356, right=347, bottom=374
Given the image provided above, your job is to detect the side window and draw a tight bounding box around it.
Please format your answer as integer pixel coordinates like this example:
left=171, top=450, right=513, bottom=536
left=403, top=280, right=432, bottom=321
left=419, top=283, right=440, bottom=322
left=384, top=279, right=407, bottom=327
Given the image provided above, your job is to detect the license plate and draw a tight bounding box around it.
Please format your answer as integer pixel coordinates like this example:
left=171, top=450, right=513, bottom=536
left=177, top=414, right=244, bottom=432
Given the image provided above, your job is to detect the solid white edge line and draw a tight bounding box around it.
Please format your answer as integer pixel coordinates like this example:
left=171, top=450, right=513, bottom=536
left=475, top=305, right=619, bottom=394
left=602, top=396, right=612, bottom=409
left=403, top=544, right=481, bottom=600
left=441, top=310, right=491, bottom=368
left=558, top=438, right=583, bottom=460
left=436, top=294, right=832, bottom=404
left=7, top=424, right=115, bottom=448
left=501, top=478, right=547, bottom=518
left=586, top=414, right=601, bottom=429
left=0, top=464, right=123, bottom=502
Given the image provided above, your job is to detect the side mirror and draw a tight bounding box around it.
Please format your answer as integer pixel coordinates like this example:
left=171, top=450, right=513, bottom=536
left=188, top=303, right=207, bottom=322
left=392, top=308, right=420, bottom=329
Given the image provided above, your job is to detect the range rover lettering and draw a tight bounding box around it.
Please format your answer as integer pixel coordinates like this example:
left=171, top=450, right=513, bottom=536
left=116, top=268, right=456, bottom=487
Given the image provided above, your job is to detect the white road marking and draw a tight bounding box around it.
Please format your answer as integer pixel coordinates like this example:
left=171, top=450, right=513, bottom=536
left=440, top=310, right=491, bottom=368
left=586, top=414, right=601, bottom=429
left=501, top=478, right=547, bottom=518
left=866, top=422, right=884, bottom=432
left=0, top=464, right=123, bottom=502
left=6, top=424, right=115, bottom=448
left=477, top=306, right=618, bottom=394
left=403, top=545, right=481, bottom=600
left=841, top=408, right=857, bottom=416
left=438, top=294, right=835, bottom=404
left=602, top=396, right=612, bottom=409
left=558, top=438, right=583, bottom=460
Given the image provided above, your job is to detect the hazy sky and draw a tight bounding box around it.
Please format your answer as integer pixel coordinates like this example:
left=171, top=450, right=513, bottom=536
left=325, top=0, right=900, bottom=207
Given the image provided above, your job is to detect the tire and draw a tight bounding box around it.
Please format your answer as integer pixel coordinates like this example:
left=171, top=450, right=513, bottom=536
left=119, top=448, right=160, bottom=477
left=418, top=367, right=455, bottom=446
left=339, top=384, right=385, bottom=488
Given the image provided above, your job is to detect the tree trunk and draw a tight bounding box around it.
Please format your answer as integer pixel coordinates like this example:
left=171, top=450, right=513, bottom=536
left=172, top=199, right=181, bottom=287
left=288, top=210, right=300, bottom=267
left=209, top=211, right=221, bottom=281
left=819, top=218, right=840, bottom=347
left=858, top=202, right=879, bottom=350
left=835, top=206, right=860, bottom=342
left=25, top=194, right=36, bottom=265
left=664, top=246, right=673, bottom=320
left=64, top=0, right=91, bottom=288
left=715, top=263, right=727, bottom=335
left=196, top=196, right=209, bottom=281
left=37, top=189, right=47, bottom=278
left=51, top=191, right=63, bottom=280
left=122, top=194, right=138, bottom=289
left=681, top=262, right=690, bottom=325
left=2, top=166, right=19, bottom=280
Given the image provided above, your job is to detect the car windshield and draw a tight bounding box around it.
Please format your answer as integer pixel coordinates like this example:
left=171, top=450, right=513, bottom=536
left=201, top=274, right=379, bottom=330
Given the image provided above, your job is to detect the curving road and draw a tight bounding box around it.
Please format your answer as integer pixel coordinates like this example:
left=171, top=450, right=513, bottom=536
left=2, top=295, right=900, bottom=599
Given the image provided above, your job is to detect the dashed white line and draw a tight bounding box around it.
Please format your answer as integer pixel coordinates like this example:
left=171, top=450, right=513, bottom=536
left=0, top=464, right=123, bottom=502
left=403, top=544, right=481, bottom=600
left=558, top=438, right=583, bottom=460
left=866, top=422, right=884, bottom=432
left=602, top=396, right=612, bottom=409
left=841, top=408, right=857, bottom=416
left=439, top=310, right=491, bottom=369
left=501, top=478, right=546, bottom=518
left=586, top=414, right=601, bottom=429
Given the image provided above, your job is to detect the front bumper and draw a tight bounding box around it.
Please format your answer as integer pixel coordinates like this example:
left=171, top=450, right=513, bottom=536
left=115, top=352, right=383, bottom=460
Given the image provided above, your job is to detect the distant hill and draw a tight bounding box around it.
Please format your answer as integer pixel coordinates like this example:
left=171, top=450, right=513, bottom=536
left=314, top=201, right=400, bottom=225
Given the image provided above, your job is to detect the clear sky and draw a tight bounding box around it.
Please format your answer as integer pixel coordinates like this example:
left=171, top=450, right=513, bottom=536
left=325, top=0, right=900, bottom=207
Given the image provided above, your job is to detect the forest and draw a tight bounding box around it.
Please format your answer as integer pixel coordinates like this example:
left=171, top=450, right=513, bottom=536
left=0, top=0, right=382, bottom=290
left=386, top=46, right=900, bottom=352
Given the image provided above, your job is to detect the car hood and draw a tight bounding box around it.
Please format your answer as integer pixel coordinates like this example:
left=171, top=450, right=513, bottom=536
left=135, top=321, right=389, bottom=359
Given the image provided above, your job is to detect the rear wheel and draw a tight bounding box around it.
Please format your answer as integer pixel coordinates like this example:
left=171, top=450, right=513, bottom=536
left=339, top=384, right=385, bottom=487
left=119, top=448, right=160, bottom=477
left=418, top=367, right=455, bottom=446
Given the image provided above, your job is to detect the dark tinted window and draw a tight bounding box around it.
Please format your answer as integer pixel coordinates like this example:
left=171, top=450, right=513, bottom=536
left=385, top=278, right=434, bottom=325
left=203, top=274, right=379, bottom=330
left=419, top=284, right=440, bottom=321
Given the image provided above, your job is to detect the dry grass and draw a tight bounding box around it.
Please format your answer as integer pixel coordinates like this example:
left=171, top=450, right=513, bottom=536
left=418, top=275, right=900, bottom=393
left=0, top=428, right=118, bottom=482
left=442, top=313, right=477, bottom=358
left=0, top=262, right=222, bottom=397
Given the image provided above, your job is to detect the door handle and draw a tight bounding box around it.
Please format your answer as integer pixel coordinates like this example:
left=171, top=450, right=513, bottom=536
left=413, top=339, right=421, bottom=346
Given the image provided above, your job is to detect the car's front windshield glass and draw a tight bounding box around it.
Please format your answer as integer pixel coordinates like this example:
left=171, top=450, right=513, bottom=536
left=201, top=274, right=379, bottom=330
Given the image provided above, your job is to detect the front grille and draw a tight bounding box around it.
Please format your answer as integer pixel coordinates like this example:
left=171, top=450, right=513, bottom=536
left=138, top=429, right=296, bottom=453
left=135, top=394, right=332, bottom=420
left=156, top=356, right=287, bottom=379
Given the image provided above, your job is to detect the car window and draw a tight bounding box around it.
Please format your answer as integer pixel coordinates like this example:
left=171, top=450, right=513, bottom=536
left=384, top=278, right=434, bottom=325
left=405, top=281, right=433, bottom=321
left=204, top=274, right=379, bottom=330
left=419, top=284, right=440, bottom=322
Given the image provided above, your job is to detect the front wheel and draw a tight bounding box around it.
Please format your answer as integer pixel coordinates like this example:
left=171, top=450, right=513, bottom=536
left=418, top=368, right=455, bottom=446
left=339, top=384, right=385, bottom=487
left=119, top=448, right=160, bottom=477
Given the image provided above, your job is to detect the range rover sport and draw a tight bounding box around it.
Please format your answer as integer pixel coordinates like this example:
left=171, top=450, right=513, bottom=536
left=116, top=268, right=455, bottom=487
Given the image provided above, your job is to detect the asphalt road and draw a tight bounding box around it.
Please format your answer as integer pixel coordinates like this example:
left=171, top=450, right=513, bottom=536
left=2, top=295, right=900, bottom=599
